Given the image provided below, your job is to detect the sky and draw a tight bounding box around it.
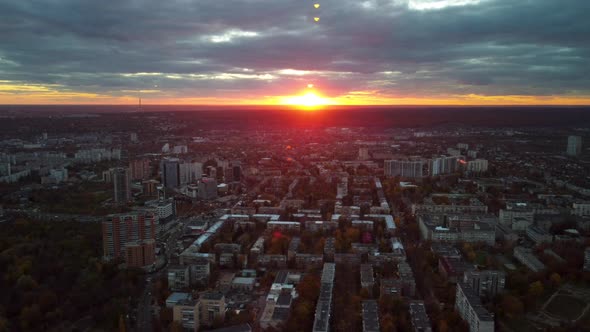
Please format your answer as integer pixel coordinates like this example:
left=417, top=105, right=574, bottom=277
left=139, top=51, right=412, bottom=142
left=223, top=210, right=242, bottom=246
left=1, top=0, right=590, bottom=105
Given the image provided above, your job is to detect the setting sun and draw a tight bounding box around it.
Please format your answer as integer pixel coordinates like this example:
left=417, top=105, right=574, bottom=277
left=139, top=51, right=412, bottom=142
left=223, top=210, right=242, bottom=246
left=281, top=91, right=332, bottom=109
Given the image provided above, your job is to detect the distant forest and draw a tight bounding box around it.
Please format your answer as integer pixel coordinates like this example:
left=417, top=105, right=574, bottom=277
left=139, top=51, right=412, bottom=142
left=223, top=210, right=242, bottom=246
left=0, top=106, right=589, bottom=135
left=0, top=219, right=143, bottom=332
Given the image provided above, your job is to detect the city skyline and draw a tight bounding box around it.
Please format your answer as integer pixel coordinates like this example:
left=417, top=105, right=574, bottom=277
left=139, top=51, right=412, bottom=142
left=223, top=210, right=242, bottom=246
left=1, top=0, right=590, bottom=105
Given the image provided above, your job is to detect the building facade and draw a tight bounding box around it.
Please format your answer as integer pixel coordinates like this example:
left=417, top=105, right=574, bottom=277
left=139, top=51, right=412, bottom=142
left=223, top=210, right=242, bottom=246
left=455, top=282, right=494, bottom=332
left=567, top=135, right=582, bottom=156
left=384, top=159, right=425, bottom=179
left=102, top=212, right=156, bottom=261
left=113, top=167, right=131, bottom=204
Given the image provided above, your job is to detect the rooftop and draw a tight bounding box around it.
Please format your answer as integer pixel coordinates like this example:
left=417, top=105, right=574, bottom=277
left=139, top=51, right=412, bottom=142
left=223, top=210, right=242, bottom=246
left=201, top=291, right=224, bottom=301
left=362, top=300, right=380, bottom=332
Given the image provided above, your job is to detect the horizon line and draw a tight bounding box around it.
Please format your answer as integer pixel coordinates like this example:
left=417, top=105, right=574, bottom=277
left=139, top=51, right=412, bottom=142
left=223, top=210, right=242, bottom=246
left=1, top=104, right=590, bottom=108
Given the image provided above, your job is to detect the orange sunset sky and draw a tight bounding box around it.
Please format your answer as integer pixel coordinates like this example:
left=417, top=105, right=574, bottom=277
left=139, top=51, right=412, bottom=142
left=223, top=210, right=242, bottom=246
left=1, top=0, right=589, bottom=106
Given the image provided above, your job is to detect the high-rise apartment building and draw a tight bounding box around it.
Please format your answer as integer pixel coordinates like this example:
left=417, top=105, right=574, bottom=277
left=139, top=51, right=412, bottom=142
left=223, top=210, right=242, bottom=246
left=466, top=159, right=489, bottom=173
left=129, top=159, right=151, bottom=180
left=232, top=163, right=242, bottom=182
left=198, top=177, right=218, bottom=200
left=384, top=159, right=425, bottom=179
left=162, top=157, right=202, bottom=189
left=113, top=167, right=131, bottom=204
left=102, top=212, right=156, bottom=262
left=125, top=239, right=156, bottom=268
left=162, top=157, right=180, bottom=188
left=179, top=161, right=203, bottom=185
left=359, top=147, right=370, bottom=161
left=567, top=135, right=582, bottom=156
left=429, top=156, right=458, bottom=176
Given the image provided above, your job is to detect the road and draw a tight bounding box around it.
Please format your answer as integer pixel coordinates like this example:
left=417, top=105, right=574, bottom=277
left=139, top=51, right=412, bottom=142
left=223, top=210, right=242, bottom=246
left=134, top=215, right=188, bottom=332
left=136, top=280, right=153, bottom=332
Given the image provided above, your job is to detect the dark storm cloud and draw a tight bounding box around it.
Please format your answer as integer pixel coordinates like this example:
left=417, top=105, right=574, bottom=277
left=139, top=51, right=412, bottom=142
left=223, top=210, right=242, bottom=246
left=0, top=0, right=589, bottom=98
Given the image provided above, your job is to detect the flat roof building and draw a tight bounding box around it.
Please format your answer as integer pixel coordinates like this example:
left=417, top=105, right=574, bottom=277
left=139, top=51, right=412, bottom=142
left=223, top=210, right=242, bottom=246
left=455, top=282, right=494, bottom=332
left=513, top=246, right=546, bottom=272
left=409, top=301, right=432, bottom=332
left=361, top=300, right=380, bottom=332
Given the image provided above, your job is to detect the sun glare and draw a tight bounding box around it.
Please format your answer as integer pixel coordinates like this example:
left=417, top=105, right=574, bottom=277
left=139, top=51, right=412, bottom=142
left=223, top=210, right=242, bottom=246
left=281, top=91, right=331, bottom=109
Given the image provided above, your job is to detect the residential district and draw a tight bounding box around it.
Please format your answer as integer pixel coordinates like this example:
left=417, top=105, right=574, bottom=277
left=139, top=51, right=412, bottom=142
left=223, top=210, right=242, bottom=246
left=1, top=113, right=590, bottom=332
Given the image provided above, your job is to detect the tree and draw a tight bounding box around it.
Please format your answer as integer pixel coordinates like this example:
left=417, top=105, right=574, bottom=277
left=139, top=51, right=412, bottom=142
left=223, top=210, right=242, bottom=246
left=298, top=275, right=320, bottom=300
left=38, top=290, right=58, bottom=313
left=380, top=313, right=396, bottom=332
left=549, top=273, right=562, bottom=288
left=119, top=314, right=126, bottom=332
left=159, top=307, right=173, bottom=327
left=170, top=321, right=183, bottom=332
left=16, top=274, right=38, bottom=290
left=19, top=304, right=42, bottom=331
left=360, top=288, right=370, bottom=299
left=438, top=319, right=449, bottom=332
left=528, top=281, right=544, bottom=298
left=501, top=295, right=524, bottom=318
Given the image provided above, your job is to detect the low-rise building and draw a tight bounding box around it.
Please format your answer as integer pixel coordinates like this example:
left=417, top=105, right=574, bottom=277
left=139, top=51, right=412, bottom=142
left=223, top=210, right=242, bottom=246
left=380, top=278, right=402, bottom=297
left=324, top=237, right=336, bottom=262
left=351, top=220, right=374, bottom=231
left=200, top=291, right=226, bottom=327
left=334, top=253, right=362, bottom=266
left=463, top=270, right=506, bottom=297
left=257, top=254, right=287, bottom=268
left=288, top=237, right=301, bottom=260
left=361, top=300, right=380, bottom=332
left=250, top=236, right=265, bottom=259
left=398, top=261, right=416, bottom=297
left=513, top=246, right=545, bottom=272
left=306, top=220, right=339, bottom=232
left=312, top=263, right=335, bottom=332
left=455, top=282, right=494, bottom=332
left=190, top=261, right=210, bottom=286
left=412, top=197, right=487, bottom=215
left=267, top=221, right=301, bottom=232
left=409, top=301, right=432, bottom=332
left=526, top=225, right=553, bottom=244
left=295, top=254, right=324, bottom=269
left=499, top=202, right=534, bottom=230
left=495, top=224, right=519, bottom=244
left=168, top=265, right=190, bottom=290
left=215, top=243, right=242, bottom=254
left=172, top=299, right=200, bottom=331
left=219, top=252, right=236, bottom=268
left=418, top=215, right=495, bottom=245
left=430, top=243, right=462, bottom=259
left=439, top=256, right=473, bottom=284
left=360, top=264, right=375, bottom=294
left=231, top=277, right=256, bottom=292
left=572, top=202, right=590, bottom=216
left=166, top=292, right=192, bottom=308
